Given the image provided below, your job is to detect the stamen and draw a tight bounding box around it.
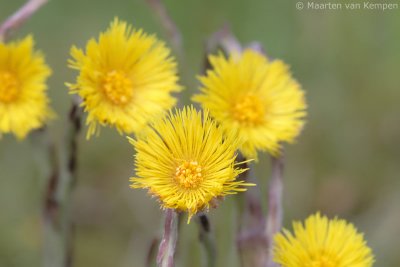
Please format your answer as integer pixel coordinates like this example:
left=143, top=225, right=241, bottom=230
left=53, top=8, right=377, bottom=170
left=232, top=95, right=265, bottom=125
left=0, top=71, right=20, bottom=103
left=103, top=70, right=133, bottom=105
left=175, top=161, right=203, bottom=189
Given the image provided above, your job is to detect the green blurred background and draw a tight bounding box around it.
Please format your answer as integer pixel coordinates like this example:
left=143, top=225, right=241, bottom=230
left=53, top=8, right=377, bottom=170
left=1, top=0, right=399, bottom=266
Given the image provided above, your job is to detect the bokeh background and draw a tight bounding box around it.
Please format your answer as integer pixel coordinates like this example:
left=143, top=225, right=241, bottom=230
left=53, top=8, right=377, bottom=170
left=1, top=0, right=399, bottom=266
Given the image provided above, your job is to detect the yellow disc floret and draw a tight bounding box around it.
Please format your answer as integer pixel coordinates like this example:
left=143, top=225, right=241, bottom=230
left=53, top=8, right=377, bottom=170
left=102, top=70, right=133, bottom=105
left=232, top=94, right=265, bottom=126
left=175, top=161, right=203, bottom=189
left=0, top=71, right=20, bottom=103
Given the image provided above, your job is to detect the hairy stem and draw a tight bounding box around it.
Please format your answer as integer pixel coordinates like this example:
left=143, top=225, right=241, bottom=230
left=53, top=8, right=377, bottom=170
left=157, top=209, right=178, bottom=267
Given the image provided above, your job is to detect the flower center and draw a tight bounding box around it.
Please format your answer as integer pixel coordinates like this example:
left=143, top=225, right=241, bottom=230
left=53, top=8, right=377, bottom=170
left=232, top=95, right=265, bottom=125
left=0, top=71, right=20, bottom=103
left=103, top=70, right=133, bottom=105
left=175, top=161, right=203, bottom=189
left=309, top=254, right=338, bottom=267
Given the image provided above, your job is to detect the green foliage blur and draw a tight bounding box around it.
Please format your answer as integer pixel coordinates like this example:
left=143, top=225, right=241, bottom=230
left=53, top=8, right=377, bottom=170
left=0, top=0, right=399, bottom=266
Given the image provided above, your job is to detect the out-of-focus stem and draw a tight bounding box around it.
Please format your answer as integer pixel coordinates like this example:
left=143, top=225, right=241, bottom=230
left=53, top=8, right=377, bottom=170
left=209, top=25, right=242, bottom=54
left=197, top=214, right=217, bottom=267
left=203, top=25, right=241, bottom=72
left=236, top=156, right=268, bottom=267
left=157, top=209, right=178, bottom=267
left=146, top=238, right=159, bottom=267
left=146, top=0, right=182, bottom=57
left=42, top=138, right=63, bottom=267
left=43, top=97, right=82, bottom=267
left=0, top=0, right=48, bottom=41
left=264, top=154, right=284, bottom=267
left=63, top=97, right=82, bottom=267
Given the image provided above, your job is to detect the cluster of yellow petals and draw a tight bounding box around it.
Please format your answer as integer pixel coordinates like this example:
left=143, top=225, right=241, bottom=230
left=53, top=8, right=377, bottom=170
left=68, top=18, right=181, bottom=138
left=129, top=107, right=253, bottom=221
left=273, top=213, right=374, bottom=267
left=0, top=36, right=53, bottom=139
left=193, top=49, right=307, bottom=159
left=0, top=19, right=376, bottom=267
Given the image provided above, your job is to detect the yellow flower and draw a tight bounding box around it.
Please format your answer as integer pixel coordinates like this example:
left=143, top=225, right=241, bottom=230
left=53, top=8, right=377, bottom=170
left=193, top=49, right=306, bottom=159
left=68, top=18, right=181, bottom=138
left=129, top=106, right=252, bottom=221
left=0, top=36, right=53, bottom=139
left=273, top=213, right=374, bottom=267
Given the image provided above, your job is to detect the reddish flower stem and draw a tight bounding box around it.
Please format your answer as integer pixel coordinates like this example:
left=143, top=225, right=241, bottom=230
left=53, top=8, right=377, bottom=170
left=157, top=209, right=178, bottom=267
left=0, top=0, right=48, bottom=41
left=264, top=154, right=285, bottom=267
left=146, top=0, right=182, bottom=57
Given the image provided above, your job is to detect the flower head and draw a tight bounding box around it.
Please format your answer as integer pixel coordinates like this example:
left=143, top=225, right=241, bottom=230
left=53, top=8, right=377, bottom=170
left=193, top=49, right=306, bottom=159
left=0, top=36, right=53, bottom=139
left=273, top=213, right=374, bottom=267
left=129, top=106, right=252, bottom=221
left=68, top=18, right=181, bottom=138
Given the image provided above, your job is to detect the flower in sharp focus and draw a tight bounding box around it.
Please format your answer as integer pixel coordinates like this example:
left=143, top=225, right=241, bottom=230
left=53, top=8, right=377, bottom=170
left=273, top=212, right=374, bottom=267
left=67, top=18, right=181, bottom=139
left=0, top=36, right=53, bottom=139
left=129, top=106, right=253, bottom=222
left=193, top=49, right=306, bottom=159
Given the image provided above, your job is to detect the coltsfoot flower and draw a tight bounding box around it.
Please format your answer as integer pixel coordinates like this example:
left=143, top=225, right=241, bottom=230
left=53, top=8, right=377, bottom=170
left=0, top=36, right=53, bottom=139
left=193, top=49, right=306, bottom=159
left=273, top=212, right=374, bottom=267
left=68, top=18, right=181, bottom=138
left=129, top=106, right=253, bottom=221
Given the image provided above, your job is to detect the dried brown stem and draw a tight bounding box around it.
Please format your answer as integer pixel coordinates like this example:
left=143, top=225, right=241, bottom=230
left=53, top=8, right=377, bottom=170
left=146, top=0, right=182, bottom=57
left=0, top=0, right=48, bottom=41
left=157, top=209, right=178, bottom=267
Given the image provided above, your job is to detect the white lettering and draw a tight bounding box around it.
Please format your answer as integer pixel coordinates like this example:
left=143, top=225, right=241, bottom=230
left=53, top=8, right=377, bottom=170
left=345, top=3, right=361, bottom=9
left=364, top=2, right=399, bottom=10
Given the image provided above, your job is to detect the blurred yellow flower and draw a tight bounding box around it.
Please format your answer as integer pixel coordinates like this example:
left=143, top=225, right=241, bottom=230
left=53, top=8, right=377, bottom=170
left=0, top=36, right=53, bottom=139
left=68, top=18, right=181, bottom=138
left=193, top=49, right=306, bottom=159
left=273, top=213, right=374, bottom=267
left=129, top=106, right=252, bottom=221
